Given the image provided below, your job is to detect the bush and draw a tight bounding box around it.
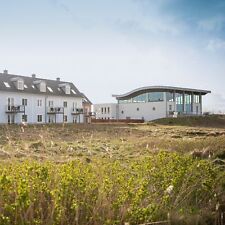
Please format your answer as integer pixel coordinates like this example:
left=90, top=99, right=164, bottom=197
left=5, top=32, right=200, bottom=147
left=0, top=152, right=224, bottom=225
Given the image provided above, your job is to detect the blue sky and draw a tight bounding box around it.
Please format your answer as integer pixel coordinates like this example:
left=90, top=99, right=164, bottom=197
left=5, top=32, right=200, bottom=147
left=0, top=0, right=225, bottom=112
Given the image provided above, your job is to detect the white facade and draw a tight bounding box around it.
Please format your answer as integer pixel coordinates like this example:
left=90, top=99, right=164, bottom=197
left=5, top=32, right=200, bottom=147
left=0, top=71, right=86, bottom=124
left=0, top=91, right=84, bottom=124
left=94, top=86, right=211, bottom=121
left=94, top=103, right=118, bottom=120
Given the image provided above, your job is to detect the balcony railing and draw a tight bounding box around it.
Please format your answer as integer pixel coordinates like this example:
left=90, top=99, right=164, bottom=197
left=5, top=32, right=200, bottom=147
left=47, top=107, right=64, bottom=114
left=71, top=108, right=84, bottom=114
left=6, top=105, right=25, bottom=113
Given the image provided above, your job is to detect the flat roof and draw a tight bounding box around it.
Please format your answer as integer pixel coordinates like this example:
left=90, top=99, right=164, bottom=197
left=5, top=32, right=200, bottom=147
left=112, top=86, right=211, bottom=100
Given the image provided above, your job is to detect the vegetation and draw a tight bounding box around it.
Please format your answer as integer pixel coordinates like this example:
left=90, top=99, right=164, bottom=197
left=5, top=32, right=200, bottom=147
left=0, top=117, right=225, bottom=224
left=0, top=153, right=224, bottom=225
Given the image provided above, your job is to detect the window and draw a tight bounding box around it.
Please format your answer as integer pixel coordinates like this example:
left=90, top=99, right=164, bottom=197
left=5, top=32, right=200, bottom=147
left=22, top=99, right=28, bottom=106
left=40, top=82, right=46, bottom=92
left=133, top=94, right=147, bottom=103
left=148, top=92, right=164, bottom=102
left=37, top=99, right=42, bottom=107
left=166, top=92, right=174, bottom=102
left=64, top=115, right=68, bottom=122
left=22, top=114, right=27, bottom=122
left=152, top=107, right=156, bottom=111
left=101, top=107, right=104, bottom=114
left=4, top=82, right=10, bottom=88
left=104, top=107, right=107, bottom=114
left=37, top=115, right=42, bottom=122
left=48, top=101, right=53, bottom=107
left=121, top=110, right=124, bottom=114
left=65, top=85, right=70, bottom=94
left=194, top=95, right=200, bottom=103
left=137, top=107, right=140, bottom=111
left=18, top=80, right=24, bottom=90
left=47, top=86, right=53, bottom=92
left=108, top=107, right=110, bottom=114
left=63, top=101, right=67, bottom=108
left=169, top=105, right=172, bottom=111
left=71, top=89, right=76, bottom=94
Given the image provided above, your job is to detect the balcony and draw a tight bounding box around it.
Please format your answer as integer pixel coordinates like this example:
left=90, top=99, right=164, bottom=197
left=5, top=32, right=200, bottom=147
left=71, top=108, right=84, bottom=115
left=6, top=105, right=25, bottom=113
left=47, top=107, right=64, bottom=114
left=84, top=112, right=96, bottom=117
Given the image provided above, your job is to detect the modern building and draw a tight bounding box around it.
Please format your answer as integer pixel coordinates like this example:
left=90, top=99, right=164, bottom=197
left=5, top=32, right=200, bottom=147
left=94, top=86, right=211, bottom=121
left=0, top=70, right=91, bottom=124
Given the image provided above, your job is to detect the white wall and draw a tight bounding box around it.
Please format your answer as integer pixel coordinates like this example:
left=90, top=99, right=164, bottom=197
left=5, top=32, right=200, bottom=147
left=118, top=101, right=167, bottom=121
left=94, top=103, right=117, bottom=119
left=0, top=91, right=83, bottom=124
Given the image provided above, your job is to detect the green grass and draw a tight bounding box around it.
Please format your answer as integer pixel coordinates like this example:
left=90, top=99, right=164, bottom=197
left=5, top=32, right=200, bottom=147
left=0, top=152, right=224, bottom=225
left=152, top=115, right=225, bottom=128
left=0, top=121, right=225, bottom=224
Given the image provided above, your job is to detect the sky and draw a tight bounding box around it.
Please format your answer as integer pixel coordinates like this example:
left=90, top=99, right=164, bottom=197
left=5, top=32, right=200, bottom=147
left=0, top=0, right=225, bottom=112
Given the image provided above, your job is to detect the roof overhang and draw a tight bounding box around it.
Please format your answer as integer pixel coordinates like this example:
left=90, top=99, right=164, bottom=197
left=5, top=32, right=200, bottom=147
left=112, top=86, right=211, bottom=100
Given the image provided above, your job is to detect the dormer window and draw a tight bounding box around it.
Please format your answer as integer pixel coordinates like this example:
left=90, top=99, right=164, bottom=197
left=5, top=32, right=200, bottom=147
left=40, top=82, right=46, bottom=92
left=33, top=80, right=46, bottom=92
left=17, top=80, right=24, bottom=90
left=65, top=85, right=70, bottom=94
left=58, top=83, right=71, bottom=94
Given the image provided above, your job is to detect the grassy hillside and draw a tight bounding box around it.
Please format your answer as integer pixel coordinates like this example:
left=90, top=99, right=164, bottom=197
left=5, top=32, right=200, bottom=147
left=153, top=115, right=225, bottom=128
left=0, top=122, right=225, bottom=224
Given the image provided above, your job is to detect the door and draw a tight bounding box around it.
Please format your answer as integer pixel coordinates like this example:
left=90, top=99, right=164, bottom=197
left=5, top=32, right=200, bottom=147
left=7, top=98, right=14, bottom=111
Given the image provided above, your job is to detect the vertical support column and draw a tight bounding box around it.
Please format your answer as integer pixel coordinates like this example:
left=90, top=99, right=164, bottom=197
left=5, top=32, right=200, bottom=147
left=182, top=92, right=185, bottom=114
left=191, top=93, right=194, bottom=115
left=199, top=93, right=202, bottom=115
left=173, top=90, right=176, bottom=112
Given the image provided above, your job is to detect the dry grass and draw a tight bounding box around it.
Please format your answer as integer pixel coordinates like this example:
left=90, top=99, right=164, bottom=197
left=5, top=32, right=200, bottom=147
left=0, top=122, right=225, bottom=162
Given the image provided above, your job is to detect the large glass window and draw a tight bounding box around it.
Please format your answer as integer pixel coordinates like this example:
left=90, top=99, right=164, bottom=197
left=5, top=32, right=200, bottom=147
left=132, top=94, right=147, bottom=103
left=185, top=94, right=192, bottom=113
left=176, top=93, right=183, bottom=112
left=118, top=92, right=164, bottom=103
left=148, top=92, right=164, bottom=102
left=166, top=92, right=174, bottom=102
left=194, top=95, right=200, bottom=103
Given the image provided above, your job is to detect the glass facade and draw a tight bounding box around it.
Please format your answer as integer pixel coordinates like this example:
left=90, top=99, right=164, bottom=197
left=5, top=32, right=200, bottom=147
left=175, top=93, right=183, bottom=113
left=118, top=91, right=202, bottom=115
left=119, top=92, right=164, bottom=103
left=185, top=94, right=192, bottom=113
left=166, top=92, right=174, bottom=102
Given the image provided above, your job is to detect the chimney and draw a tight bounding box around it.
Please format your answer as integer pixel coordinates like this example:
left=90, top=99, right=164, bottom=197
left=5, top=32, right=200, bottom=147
left=3, top=69, right=8, bottom=74
left=32, top=74, right=36, bottom=78
left=56, top=77, right=60, bottom=81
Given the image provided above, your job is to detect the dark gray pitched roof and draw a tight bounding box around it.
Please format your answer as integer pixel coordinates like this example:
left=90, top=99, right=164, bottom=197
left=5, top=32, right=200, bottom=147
left=81, top=93, right=92, bottom=105
left=0, top=72, right=83, bottom=98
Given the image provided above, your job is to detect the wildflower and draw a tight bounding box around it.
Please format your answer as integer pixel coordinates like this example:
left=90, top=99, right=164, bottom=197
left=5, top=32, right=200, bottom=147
left=165, top=185, right=174, bottom=195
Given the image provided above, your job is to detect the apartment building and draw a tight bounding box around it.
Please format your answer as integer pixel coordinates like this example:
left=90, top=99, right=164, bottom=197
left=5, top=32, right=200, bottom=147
left=0, top=70, right=89, bottom=124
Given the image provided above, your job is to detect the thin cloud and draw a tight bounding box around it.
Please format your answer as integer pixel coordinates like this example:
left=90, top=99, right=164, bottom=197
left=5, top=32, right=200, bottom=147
left=198, top=15, right=225, bottom=32
left=206, top=38, right=225, bottom=51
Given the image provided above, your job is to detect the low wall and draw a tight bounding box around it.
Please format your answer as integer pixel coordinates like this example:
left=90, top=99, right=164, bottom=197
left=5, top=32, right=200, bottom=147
left=91, top=119, right=144, bottom=123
